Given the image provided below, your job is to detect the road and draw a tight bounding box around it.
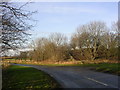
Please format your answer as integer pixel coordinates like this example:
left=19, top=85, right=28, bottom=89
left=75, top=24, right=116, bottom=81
left=13, top=64, right=119, bottom=89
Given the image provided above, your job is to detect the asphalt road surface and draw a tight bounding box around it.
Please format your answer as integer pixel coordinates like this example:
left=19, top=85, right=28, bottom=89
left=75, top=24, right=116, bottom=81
left=13, top=64, right=120, bottom=89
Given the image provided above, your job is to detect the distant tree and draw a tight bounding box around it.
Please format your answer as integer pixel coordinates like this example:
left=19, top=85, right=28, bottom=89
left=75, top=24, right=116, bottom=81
left=19, top=51, right=28, bottom=60
left=71, top=21, right=108, bottom=60
left=48, top=33, right=69, bottom=61
left=28, top=33, right=70, bottom=62
left=49, top=33, right=67, bottom=46
left=87, top=21, right=107, bottom=60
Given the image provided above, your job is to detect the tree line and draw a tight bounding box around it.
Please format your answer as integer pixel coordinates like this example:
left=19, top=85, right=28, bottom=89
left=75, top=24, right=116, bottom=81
left=1, top=2, right=119, bottom=61
left=19, top=21, right=119, bottom=61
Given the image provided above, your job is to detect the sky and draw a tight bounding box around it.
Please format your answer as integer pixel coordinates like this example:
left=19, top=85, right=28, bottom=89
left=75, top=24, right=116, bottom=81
left=16, top=2, right=118, bottom=41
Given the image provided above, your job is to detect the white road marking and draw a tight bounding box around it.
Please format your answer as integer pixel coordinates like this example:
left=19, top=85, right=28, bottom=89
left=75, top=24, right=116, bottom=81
left=84, top=76, right=108, bottom=86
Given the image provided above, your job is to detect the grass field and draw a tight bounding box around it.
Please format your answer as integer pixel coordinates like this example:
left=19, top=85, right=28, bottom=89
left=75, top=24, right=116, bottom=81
left=2, top=65, right=60, bottom=89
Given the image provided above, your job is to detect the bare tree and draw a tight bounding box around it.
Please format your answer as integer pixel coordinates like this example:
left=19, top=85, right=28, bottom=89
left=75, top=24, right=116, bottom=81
left=28, top=33, right=70, bottom=62
left=48, top=33, right=69, bottom=61
left=87, top=21, right=107, bottom=60
left=71, top=21, right=108, bottom=60
left=49, top=33, right=67, bottom=46
left=0, top=2, right=34, bottom=54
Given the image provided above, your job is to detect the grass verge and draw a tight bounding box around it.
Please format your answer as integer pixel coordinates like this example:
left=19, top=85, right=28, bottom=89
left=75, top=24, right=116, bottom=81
left=39, top=63, right=120, bottom=76
left=2, top=65, right=60, bottom=89
left=78, top=63, right=120, bottom=76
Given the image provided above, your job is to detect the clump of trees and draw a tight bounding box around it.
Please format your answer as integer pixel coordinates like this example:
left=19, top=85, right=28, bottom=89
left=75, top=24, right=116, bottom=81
left=27, top=33, right=70, bottom=62
left=19, top=21, right=119, bottom=61
left=70, top=21, right=119, bottom=60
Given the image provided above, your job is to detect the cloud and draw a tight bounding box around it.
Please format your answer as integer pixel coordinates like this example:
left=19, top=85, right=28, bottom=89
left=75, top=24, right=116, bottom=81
left=38, top=5, right=104, bottom=14
left=10, top=0, right=119, bottom=2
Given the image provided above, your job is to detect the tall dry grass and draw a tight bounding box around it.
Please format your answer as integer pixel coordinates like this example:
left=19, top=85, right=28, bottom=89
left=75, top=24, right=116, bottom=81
left=3, top=59, right=120, bottom=65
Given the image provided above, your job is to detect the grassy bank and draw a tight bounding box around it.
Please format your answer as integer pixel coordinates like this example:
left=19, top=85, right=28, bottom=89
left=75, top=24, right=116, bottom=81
left=2, top=65, right=60, bottom=89
left=87, top=63, right=120, bottom=76
left=46, top=63, right=120, bottom=75
left=68, top=63, right=120, bottom=76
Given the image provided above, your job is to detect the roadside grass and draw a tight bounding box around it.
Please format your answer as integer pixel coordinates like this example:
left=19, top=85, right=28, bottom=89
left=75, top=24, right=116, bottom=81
left=38, top=63, right=120, bottom=76
left=2, top=65, right=60, bottom=89
left=3, top=59, right=15, bottom=60
left=76, top=63, right=120, bottom=76
left=44, top=63, right=120, bottom=75
left=11, top=63, right=120, bottom=76
left=92, top=63, right=120, bottom=75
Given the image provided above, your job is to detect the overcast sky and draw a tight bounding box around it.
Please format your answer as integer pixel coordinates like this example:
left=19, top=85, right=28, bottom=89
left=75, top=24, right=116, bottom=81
left=15, top=2, right=118, bottom=40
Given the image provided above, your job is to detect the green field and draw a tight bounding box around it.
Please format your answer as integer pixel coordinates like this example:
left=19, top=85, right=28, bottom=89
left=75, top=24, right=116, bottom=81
left=2, top=65, right=60, bottom=89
